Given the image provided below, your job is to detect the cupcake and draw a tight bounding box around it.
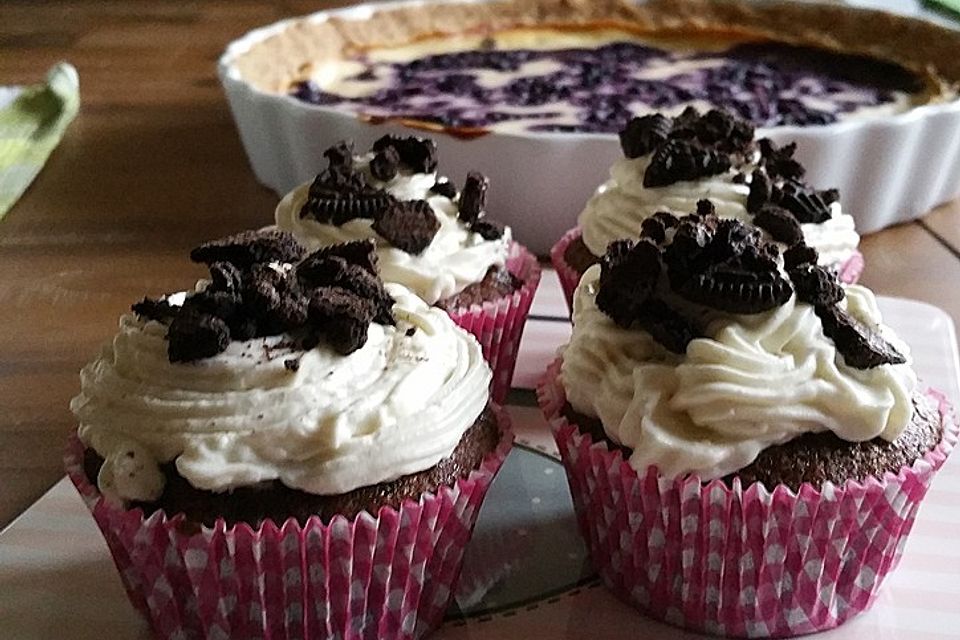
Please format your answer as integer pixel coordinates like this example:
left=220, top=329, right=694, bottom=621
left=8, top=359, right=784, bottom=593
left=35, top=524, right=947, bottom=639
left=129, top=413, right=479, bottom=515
left=66, top=230, right=513, bottom=640
left=275, top=136, right=540, bottom=402
left=537, top=209, right=957, bottom=637
left=551, top=108, right=864, bottom=310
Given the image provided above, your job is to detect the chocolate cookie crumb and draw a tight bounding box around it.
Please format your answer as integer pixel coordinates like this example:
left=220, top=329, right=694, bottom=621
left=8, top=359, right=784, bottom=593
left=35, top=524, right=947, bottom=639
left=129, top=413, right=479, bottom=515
left=370, top=146, right=400, bottom=182
left=619, top=114, right=672, bottom=159
left=372, top=135, right=438, bottom=173
left=283, top=358, right=300, bottom=372
left=754, top=205, right=804, bottom=244
left=643, top=139, right=731, bottom=188
left=783, top=243, right=820, bottom=270
left=323, top=140, right=354, bottom=170
left=789, top=263, right=845, bottom=306
left=815, top=305, right=907, bottom=369
left=596, top=239, right=661, bottom=327
left=372, top=199, right=441, bottom=254
left=190, top=230, right=305, bottom=268
left=167, top=310, right=231, bottom=362
left=430, top=179, right=458, bottom=199
left=471, top=218, right=505, bottom=240
left=132, top=297, right=176, bottom=323
left=458, top=171, right=489, bottom=224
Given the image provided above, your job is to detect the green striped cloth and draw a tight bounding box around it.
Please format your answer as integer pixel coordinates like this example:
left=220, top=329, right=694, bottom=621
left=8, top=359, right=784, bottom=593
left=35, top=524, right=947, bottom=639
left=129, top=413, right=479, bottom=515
left=0, top=63, right=79, bottom=219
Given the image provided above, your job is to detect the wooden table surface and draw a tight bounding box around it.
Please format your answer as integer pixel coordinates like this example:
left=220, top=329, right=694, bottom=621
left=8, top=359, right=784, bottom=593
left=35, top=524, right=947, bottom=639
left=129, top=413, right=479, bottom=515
left=2, top=0, right=959, bottom=529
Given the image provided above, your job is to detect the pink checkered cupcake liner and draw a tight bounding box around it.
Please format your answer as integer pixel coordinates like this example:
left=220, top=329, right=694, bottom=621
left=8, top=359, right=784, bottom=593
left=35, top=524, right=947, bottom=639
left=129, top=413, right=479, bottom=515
left=447, top=241, right=541, bottom=404
left=549, top=227, right=584, bottom=314
left=537, top=358, right=959, bottom=638
left=65, top=407, right=514, bottom=640
left=550, top=228, right=865, bottom=315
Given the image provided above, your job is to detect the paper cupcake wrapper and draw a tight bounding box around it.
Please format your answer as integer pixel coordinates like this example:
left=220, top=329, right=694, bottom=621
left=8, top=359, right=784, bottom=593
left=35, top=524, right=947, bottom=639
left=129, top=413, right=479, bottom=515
left=65, top=408, right=514, bottom=640
left=550, top=228, right=865, bottom=316
left=549, top=227, right=585, bottom=314
left=537, top=358, right=958, bottom=638
left=447, top=241, right=541, bottom=404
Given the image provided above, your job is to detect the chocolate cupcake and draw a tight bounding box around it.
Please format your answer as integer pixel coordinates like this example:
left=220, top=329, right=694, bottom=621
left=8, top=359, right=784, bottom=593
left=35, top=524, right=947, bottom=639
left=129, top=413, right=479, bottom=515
left=538, top=210, right=957, bottom=637
left=66, top=230, right=513, bottom=639
left=551, top=108, right=864, bottom=310
left=275, top=136, right=540, bottom=401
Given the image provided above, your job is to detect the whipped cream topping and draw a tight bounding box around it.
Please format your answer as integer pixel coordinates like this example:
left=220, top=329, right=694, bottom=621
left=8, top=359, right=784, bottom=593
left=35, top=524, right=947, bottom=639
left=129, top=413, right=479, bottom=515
left=72, top=284, right=492, bottom=503
left=276, top=154, right=511, bottom=305
left=578, top=154, right=860, bottom=267
left=561, top=265, right=916, bottom=481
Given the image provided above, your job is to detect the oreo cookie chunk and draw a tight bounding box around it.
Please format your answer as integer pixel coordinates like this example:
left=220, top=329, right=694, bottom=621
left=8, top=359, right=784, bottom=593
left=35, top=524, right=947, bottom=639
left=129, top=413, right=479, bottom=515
left=371, top=200, right=441, bottom=255
left=372, top=135, right=438, bottom=174
left=614, top=108, right=756, bottom=188
left=815, top=305, right=906, bottom=369
left=141, top=232, right=397, bottom=363
left=190, top=229, right=305, bottom=268
left=458, top=171, right=489, bottom=225
left=299, top=164, right=396, bottom=225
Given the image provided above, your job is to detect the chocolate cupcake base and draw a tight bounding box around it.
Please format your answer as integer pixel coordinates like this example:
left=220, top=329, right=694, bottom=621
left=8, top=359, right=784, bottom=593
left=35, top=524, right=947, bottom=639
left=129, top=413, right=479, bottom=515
left=563, top=394, right=944, bottom=491
left=436, top=264, right=522, bottom=311
left=83, top=405, right=503, bottom=527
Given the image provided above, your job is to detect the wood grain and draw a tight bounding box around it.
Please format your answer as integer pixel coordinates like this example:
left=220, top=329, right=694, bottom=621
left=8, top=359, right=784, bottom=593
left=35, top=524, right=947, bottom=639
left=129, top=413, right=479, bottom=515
left=1, top=0, right=959, bottom=528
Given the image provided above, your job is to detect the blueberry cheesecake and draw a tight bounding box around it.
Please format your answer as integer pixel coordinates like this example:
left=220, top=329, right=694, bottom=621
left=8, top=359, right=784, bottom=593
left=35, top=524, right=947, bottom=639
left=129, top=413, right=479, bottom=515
left=231, top=0, right=957, bottom=136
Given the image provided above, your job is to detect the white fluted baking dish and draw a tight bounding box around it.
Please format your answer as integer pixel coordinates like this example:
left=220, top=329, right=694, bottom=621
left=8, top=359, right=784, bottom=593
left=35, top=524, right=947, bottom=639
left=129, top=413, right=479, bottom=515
left=218, top=0, right=960, bottom=254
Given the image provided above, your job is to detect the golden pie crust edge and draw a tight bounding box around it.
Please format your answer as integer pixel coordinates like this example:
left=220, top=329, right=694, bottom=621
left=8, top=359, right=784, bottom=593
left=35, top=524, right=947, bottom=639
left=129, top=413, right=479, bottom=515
left=230, top=0, right=959, bottom=103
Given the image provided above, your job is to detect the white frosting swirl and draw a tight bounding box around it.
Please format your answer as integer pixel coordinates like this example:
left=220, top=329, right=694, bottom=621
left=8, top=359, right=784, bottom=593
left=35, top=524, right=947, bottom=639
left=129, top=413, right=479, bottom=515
left=276, top=155, right=511, bottom=305
left=578, top=155, right=860, bottom=266
left=71, top=285, right=492, bottom=503
left=561, top=265, right=916, bottom=480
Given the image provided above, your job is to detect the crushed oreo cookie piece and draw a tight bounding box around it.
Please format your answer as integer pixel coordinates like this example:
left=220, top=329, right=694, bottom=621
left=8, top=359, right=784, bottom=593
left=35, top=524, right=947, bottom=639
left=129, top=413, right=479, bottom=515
left=284, top=358, right=300, bottom=372
left=299, top=166, right=397, bottom=225
left=783, top=243, right=820, bottom=270
left=678, top=265, right=793, bottom=314
left=369, top=146, right=400, bottom=182
left=296, top=239, right=379, bottom=277
left=458, top=171, right=489, bottom=225
left=209, top=262, right=243, bottom=293
left=636, top=299, right=699, bottom=354
left=429, top=179, right=457, bottom=200
left=819, top=188, right=840, bottom=205
left=190, top=230, right=305, bottom=268
left=789, top=263, right=845, bottom=306
left=776, top=180, right=832, bottom=224
left=372, top=135, right=438, bottom=173
left=640, top=217, right=667, bottom=243
left=643, top=139, right=731, bottom=188
left=323, top=140, right=354, bottom=170
left=696, top=199, right=716, bottom=218
left=758, top=139, right=805, bottom=181
left=596, top=239, right=661, bottom=328
left=372, top=199, right=441, bottom=254
left=167, top=309, right=231, bottom=363
left=151, top=230, right=401, bottom=363
left=297, top=254, right=395, bottom=326
left=754, top=205, right=804, bottom=244
left=815, top=305, right=907, bottom=369
left=652, top=211, right=680, bottom=229
left=471, top=218, right=505, bottom=241
left=243, top=265, right=309, bottom=336
left=618, top=114, right=672, bottom=159
left=691, top=109, right=755, bottom=155
left=132, top=297, right=177, bottom=323
left=747, top=168, right=771, bottom=214
left=308, top=287, right=376, bottom=355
